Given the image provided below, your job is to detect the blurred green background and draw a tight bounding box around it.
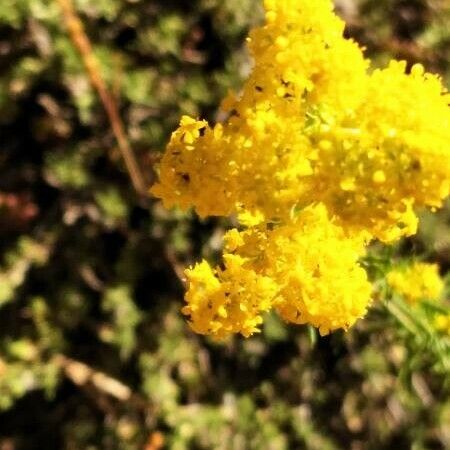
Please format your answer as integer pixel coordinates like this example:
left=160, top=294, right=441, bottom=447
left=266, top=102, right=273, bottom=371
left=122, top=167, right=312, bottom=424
left=0, top=0, right=449, bottom=449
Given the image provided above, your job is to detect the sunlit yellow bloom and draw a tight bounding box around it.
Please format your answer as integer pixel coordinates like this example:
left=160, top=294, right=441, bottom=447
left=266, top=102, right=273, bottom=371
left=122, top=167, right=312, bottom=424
left=152, top=0, right=450, bottom=338
left=263, top=205, right=371, bottom=336
left=434, top=313, right=450, bottom=335
left=387, top=262, right=444, bottom=304
left=152, top=0, right=450, bottom=242
left=182, top=205, right=371, bottom=338
left=182, top=254, right=278, bottom=340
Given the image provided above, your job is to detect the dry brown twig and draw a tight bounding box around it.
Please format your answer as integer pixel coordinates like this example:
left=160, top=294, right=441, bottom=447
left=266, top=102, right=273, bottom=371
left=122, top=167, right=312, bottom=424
left=55, top=0, right=187, bottom=365
left=56, top=0, right=148, bottom=195
left=54, top=354, right=151, bottom=411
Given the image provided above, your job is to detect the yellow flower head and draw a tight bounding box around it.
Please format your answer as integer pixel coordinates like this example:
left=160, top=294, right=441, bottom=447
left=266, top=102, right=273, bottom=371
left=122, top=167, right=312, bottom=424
left=152, top=0, right=450, bottom=241
left=182, top=255, right=278, bottom=340
left=387, top=262, right=444, bottom=305
left=182, top=205, right=371, bottom=339
left=260, top=205, right=371, bottom=336
left=434, top=313, right=450, bottom=336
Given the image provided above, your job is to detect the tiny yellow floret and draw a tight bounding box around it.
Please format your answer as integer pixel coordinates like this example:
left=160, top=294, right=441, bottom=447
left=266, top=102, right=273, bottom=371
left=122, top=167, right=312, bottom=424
left=372, top=170, right=386, bottom=184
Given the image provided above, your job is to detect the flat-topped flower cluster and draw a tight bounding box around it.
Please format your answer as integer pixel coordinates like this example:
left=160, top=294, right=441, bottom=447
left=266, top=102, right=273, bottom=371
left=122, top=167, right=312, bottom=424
left=152, top=0, right=450, bottom=339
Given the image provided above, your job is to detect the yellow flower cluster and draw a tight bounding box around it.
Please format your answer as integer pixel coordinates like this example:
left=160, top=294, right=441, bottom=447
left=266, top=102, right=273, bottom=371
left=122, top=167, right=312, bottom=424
left=151, top=0, right=450, bottom=338
left=434, top=314, right=450, bottom=336
left=387, top=262, right=444, bottom=305
left=182, top=205, right=371, bottom=339
left=182, top=259, right=278, bottom=339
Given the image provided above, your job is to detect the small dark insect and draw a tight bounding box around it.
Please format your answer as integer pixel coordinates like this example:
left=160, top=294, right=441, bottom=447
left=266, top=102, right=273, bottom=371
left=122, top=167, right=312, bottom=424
left=255, top=86, right=264, bottom=92
left=199, top=126, right=206, bottom=137
left=410, top=160, right=421, bottom=171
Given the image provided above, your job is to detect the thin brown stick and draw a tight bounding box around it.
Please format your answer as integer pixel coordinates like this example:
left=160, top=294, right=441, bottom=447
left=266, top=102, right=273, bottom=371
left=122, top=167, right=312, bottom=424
left=54, top=354, right=151, bottom=411
left=56, top=0, right=148, bottom=195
